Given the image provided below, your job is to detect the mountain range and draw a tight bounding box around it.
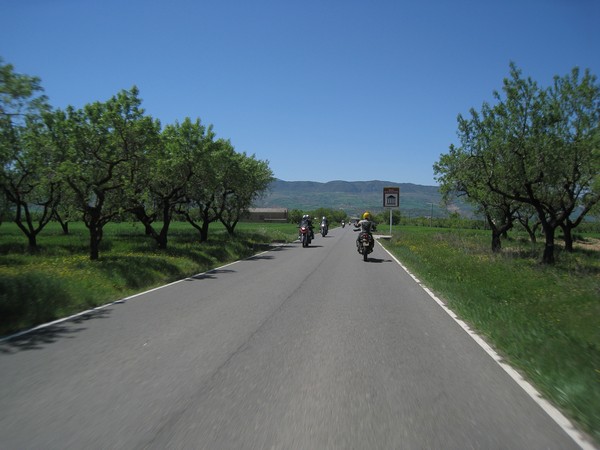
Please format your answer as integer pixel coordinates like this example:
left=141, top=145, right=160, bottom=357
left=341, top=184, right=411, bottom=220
left=253, top=179, right=467, bottom=217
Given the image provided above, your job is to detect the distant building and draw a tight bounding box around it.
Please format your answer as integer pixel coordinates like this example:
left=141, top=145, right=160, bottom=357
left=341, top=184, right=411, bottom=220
left=243, top=208, right=288, bottom=222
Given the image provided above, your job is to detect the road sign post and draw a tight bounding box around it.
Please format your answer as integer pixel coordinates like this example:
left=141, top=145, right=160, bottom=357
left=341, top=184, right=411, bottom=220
left=383, top=187, right=400, bottom=235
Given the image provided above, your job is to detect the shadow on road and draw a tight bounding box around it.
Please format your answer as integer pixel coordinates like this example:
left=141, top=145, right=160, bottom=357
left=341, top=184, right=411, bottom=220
left=366, top=258, right=392, bottom=263
left=0, top=308, right=112, bottom=354
left=188, top=269, right=236, bottom=280
left=248, top=254, right=276, bottom=261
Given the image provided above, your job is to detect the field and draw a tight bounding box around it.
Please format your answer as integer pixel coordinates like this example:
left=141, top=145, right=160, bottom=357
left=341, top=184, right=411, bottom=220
left=1, top=221, right=598, bottom=442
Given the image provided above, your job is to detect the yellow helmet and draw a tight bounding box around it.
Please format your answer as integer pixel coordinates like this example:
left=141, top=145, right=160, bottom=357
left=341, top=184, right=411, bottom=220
left=362, top=211, right=371, bottom=220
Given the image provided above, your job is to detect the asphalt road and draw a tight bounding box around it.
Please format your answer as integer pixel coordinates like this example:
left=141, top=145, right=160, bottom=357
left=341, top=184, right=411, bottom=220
left=0, top=227, right=588, bottom=449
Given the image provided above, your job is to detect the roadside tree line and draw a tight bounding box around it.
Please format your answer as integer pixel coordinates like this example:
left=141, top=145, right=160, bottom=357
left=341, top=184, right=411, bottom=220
left=434, top=63, right=600, bottom=263
left=0, top=58, right=274, bottom=260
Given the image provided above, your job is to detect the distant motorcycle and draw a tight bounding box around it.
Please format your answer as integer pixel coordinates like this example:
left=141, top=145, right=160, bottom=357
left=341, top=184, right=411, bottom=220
left=299, top=223, right=312, bottom=247
left=341, top=221, right=345, bottom=228
left=320, top=221, right=328, bottom=237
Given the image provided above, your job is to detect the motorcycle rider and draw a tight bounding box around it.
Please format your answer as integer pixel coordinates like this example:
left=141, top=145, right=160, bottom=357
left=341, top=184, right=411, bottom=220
left=355, top=211, right=376, bottom=250
left=320, top=216, right=328, bottom=234
left=298, top=214, right=315, bottom=240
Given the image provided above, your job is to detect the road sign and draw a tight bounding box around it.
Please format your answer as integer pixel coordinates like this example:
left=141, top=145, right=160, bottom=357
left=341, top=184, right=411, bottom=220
left=383, top=187, right=399, bottom=208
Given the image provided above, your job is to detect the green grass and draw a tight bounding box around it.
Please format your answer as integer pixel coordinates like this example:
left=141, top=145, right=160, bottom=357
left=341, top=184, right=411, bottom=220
left=0, top=221, right=300, bottom=336
left=380, top=226, right=600, bottom=442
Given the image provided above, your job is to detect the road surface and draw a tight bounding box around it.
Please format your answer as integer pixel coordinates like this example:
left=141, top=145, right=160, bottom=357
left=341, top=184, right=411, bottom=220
left=0, top=227, right=590, bottom=449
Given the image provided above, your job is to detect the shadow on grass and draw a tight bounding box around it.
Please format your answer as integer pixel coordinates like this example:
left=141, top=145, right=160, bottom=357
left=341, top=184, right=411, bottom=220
left=97, top=255, right=188, bottom=289
left=0, top=242, right=30, bottom=254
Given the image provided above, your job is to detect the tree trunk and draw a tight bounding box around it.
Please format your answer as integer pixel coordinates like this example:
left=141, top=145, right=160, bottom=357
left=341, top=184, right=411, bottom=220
left=227, top=220, right=238, bottom=236
left=485, top=213, right=509, bottom=253
left=53, top=210, right=70, bottom=235
left=524, top=224, right=537, bottom=243
left=560, top=222, right=574, bottom=252
left=27, top=233, right=38, bottom=252
left=541, top=225, right=555, bottom=264
left=89, top=225, right=101, bottom=260
left=491, top=231, right=502, bottom=253
left=200, top=220, right=210, bottom=243
left=156, top=203, right=172, bottom=249
left=14, top=203, right=41, bottom=252
left=60, top=221, right=69, bottom=235
left=86, top=209, right=103, bottom=261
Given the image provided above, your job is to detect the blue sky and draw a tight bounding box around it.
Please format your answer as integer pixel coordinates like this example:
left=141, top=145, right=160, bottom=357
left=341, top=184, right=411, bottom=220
left=2, top=0, right=599, bottom=186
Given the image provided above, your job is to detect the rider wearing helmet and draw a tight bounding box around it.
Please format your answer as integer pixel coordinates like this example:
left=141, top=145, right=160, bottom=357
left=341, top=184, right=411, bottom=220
left=321, top=216, right=329, bottom=234
left=355, top=211, right=376, bottom=249
left=299, top=214, right=315, bottom=240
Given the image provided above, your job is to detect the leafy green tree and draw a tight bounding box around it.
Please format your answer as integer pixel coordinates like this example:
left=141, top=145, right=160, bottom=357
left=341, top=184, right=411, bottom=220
left=288, top=209, right=303, bottom=224
left=217, top=148, right=274, bottom=235
left=376, top=209, right=400, bottom=227
left=492, top=65, right=599, bottom=261
left=434, top=143, right=520, bottom=252
left=127, top=117, right=205, bottom=249
left=176, top=134, right=221, bottom=243
left=0, top=58, right=58, bottom=250
left=438, top=63, right=600, bottom=263
left=51, top=87, right=157, bottom=260
left=545, top=68, right=600, bottom=251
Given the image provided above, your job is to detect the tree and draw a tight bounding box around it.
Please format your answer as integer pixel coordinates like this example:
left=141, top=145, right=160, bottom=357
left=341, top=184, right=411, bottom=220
left=434, top=143, right=520, bottom=252
left=217, top=148, right=274, bottom=235
left=176, top=133, right=221, bottom=243
left=126, top=117, right=202, bottom=249
left=288, top=209, right=303, bottom=224
left=51, top=87, right=157, bottom=260
left=437, top=63, right=600, bottom=263
left=545, top=68, right=600, bottom=251
left=0, top=58, right=58, bottom=251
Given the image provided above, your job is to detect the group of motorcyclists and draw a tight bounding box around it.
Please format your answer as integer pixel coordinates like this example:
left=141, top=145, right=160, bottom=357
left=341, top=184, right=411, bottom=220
left=297, top=211, right=377, bottom=256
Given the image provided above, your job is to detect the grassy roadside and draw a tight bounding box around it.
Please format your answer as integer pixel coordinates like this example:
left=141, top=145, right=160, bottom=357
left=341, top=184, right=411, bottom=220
left=0, top=221, right=300, bottom=337
left=379, top=226, right=600, bottom=443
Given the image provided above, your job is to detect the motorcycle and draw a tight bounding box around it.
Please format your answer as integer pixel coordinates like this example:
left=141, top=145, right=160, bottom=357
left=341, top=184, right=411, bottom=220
left=355, top=229, right=374, bottom=261
left=299, top=223, right=312, bottom=247
left=341, top=221, right=345, bottom=228
left=320, top=222, right=328, bottom=237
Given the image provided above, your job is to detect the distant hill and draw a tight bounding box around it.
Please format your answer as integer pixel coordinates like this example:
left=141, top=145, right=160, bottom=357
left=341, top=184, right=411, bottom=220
left=253, top=179, right=469, bottom=217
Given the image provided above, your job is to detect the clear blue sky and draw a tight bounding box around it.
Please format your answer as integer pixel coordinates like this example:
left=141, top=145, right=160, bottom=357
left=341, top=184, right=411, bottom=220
left=2, top=0, right=599, bottom=186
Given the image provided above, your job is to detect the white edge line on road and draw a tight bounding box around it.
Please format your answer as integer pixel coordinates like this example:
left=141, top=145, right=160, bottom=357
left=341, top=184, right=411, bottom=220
left=379, top=242, right=596, bottom=450
left=0, top=247, right=280, bottom=344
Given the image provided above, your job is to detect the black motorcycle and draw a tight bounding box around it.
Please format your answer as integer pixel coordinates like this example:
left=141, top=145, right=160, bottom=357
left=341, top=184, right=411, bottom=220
left=354, top=223, right=376, bottom=261
left=356, top=230, right=374, bottom=261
